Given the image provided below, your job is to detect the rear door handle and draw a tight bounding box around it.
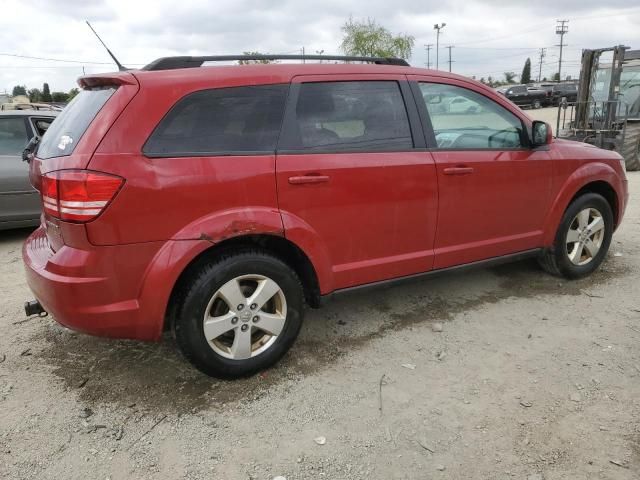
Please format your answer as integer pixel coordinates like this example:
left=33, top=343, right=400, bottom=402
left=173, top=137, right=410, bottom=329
left=288, top=175, right=330, bottom=185
left=443, top=167, right=474, bottom=175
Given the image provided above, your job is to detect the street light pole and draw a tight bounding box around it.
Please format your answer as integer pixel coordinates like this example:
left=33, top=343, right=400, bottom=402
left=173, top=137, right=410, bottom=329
left=433, top=23, right=446, bottom=70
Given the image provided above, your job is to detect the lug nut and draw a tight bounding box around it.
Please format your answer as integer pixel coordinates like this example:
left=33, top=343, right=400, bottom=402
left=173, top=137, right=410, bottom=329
left=250, top=303, right=257, bottom=310
left=231, top=317, right=238, bottom=324
left=240, top=324, right=249, bottom=332
left=237, top=304, right=244, bottom=311
left=253, top=316, right=259, bottom=323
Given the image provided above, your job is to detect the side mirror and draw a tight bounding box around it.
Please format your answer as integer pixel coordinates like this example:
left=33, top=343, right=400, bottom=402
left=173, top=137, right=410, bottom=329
left=531, top=121, right=552, bottom=147
left=22, top=136, right=39, bottom=163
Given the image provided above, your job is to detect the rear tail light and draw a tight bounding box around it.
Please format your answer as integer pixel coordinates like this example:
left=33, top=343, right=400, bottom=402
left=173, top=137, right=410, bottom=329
left=41, top=170, right=124, bottom=222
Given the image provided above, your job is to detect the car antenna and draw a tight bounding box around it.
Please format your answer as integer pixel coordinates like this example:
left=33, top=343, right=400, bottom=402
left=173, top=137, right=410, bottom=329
left=86, top=20, right=127, bottom=71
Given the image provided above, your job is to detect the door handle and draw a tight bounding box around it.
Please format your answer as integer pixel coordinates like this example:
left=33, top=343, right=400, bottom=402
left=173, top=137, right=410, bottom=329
left=443, top=167, right=474, bottom=175
left=288, top=175, right=330, bottom=185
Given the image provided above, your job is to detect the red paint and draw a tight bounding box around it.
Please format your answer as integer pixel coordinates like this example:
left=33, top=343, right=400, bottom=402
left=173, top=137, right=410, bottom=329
left=23, top=64, right=628, bottom=341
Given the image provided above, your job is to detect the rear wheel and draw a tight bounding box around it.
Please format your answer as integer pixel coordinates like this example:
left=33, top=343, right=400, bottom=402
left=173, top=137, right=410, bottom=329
left=173, top=250, right=304, bottom=378
left=532, top=99, right=542, bottom=109
left=538, top=193, right=613, bottom=279
left=622, top=122, right=640, bottom=171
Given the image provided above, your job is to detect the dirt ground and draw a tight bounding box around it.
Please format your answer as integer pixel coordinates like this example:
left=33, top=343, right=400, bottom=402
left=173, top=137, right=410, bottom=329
left=1, top=173, right=639, bottom=480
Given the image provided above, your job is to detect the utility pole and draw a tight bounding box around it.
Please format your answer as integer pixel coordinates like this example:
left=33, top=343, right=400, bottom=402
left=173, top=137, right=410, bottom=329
left=301, top=46, right=305, bottom=63
left=555, top=20, right=569, bottom=82
left=424, top=44, right=433, bottom=68
left=537, top=47, right=546, bottom=82
left=446, top=45, right=454, bottom=72
left=433, top=23, right=446, bottom=70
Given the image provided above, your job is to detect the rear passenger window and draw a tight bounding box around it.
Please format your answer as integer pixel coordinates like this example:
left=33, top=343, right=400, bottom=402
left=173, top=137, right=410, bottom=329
left=144, top=84, right=288, bottom=157
left=282, top=81, right=413, bottom=151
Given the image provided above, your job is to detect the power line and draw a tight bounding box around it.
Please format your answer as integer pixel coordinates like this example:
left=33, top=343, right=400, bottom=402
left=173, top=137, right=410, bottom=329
left=537, top=48, right=546, bottom=82
left=446, top=45, right=454, bottom=72
left=556, top=19, right=569, bottom=81
left=424, top=44, right=433, bottom=68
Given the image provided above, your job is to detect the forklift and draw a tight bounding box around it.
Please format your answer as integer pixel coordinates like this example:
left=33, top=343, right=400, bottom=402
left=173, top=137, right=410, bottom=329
left=556, top=45, right=640, bottom=170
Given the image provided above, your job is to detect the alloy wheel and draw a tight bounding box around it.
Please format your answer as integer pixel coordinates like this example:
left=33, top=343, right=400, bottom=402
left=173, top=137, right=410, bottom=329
left=203, top=274, right=287, bottom=360
left=566, top=207, right=605, bottom=266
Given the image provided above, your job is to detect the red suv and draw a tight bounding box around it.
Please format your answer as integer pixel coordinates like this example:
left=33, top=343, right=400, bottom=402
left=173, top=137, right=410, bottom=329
left=22, top=54, right=628, bottom=378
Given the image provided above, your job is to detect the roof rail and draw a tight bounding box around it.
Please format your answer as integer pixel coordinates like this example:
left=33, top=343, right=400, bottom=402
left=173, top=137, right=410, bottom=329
left=142, top=54, right=410, bottom=71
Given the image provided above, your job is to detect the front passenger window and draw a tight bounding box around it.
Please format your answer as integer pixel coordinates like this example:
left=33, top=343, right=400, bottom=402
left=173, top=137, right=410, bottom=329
left=419, top=83, right=525, bottom=149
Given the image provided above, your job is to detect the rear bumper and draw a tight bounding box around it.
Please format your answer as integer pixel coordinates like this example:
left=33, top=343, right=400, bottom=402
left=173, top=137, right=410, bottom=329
left=22, top=227, right=166, bottom=340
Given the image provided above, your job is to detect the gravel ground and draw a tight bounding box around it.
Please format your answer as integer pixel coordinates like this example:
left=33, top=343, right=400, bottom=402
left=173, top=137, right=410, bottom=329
left=1, top=173, right=639, bottom=480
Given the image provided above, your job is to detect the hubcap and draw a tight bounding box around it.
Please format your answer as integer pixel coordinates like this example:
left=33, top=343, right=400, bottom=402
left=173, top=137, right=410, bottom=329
left=566, top=207, right=605, bottom=266
left=203, top=275, right=287, bottom=360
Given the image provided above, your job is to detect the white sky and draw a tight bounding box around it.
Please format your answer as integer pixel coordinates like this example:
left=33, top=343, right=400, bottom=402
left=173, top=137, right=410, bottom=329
left=1, top=0, right=639, bottom=93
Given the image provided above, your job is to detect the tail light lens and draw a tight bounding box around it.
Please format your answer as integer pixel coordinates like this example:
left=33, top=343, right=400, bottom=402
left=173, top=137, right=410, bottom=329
left=41, top=170, right=124, bottom=222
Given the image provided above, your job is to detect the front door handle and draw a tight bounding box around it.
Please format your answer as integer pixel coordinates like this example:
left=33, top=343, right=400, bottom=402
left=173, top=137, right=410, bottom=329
left=443, top=167, right=474, bottom=175
left=288, top=175, right=330, bottom=185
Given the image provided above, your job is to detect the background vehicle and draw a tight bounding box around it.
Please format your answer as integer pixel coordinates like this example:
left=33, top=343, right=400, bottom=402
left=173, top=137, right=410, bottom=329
left=557, top=45, right=640, bottom=170
left=0, top=110, right=56, bottom=230
left=22, top=55, right=627, bottom=378
left=551, top=83, right=578, bottom=105
left=498, top=84, right=547, bottom=109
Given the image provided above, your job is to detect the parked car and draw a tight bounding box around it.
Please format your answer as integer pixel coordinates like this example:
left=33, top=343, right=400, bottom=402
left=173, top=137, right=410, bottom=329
left=0, top=110, right=57, bottom=230
left=498, top=84, right=547, bottom=109
left=551, top=83, right=579, bottom=105
left=22, top=56, right=628, bottom=378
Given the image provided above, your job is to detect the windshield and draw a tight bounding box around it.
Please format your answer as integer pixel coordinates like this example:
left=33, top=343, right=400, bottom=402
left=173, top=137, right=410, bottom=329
left=620, top=64, right=640, bottom=118
left=37, top=87, right=116, bottom=159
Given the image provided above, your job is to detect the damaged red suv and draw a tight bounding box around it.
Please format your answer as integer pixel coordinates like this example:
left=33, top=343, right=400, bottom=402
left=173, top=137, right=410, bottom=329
left=23, top=54, right=628, bottom=378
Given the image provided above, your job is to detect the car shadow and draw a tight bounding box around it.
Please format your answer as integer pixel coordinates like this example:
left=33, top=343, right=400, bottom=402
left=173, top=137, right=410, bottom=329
left=33, top=256, right=629, bottom=414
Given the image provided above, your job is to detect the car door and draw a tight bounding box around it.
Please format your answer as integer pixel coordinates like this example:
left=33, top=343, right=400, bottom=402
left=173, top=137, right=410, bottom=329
left=276, top=76, right=438, bottom=290
left=0, top=115, right=40, bottom=224
left=409, top=77, right=553, bottom=269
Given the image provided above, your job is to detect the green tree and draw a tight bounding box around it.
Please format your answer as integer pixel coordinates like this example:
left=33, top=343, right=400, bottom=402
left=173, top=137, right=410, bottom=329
left=12, top=85, right=27, bottom=96
left=27, top=88, right=42, bottom=102
left=340, top=17, right=414, bottom=59
left=520, top=58, right=532, bottom=84
left=238, top=51, right=273, bottom=65
left=51, top=91, right=69, bottom=103
left=551, top=72, right=560, bottom=82
left=41, top=82, right=52, bottom=102
left=68, top=88, right=80, bottom=100
left=504, top=71, right=516, bottom=84
left=487, top=76, right=494, bottom=87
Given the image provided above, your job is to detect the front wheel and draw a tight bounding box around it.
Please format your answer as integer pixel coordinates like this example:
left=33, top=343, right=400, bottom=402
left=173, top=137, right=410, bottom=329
left=532, top=99, right=542, bottom=109
left=538, top=193, right=613, bottom=279
left=173, top=250, right=305, bottom=378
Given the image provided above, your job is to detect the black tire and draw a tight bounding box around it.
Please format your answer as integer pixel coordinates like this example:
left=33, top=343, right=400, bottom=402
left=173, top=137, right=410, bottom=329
left=622, top=122, right=640, bottom=171
left=532, top=100, right=541, bottom=109
left=173, top=249, right=304, bottom=378
left=538, top=193, right=613, bottom=279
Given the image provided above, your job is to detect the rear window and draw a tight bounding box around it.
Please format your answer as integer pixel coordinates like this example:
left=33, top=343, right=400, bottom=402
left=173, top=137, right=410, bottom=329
left=37, top=87, right=116, bottom=159
left=0, top=117, right=28, bottom=155
left=143, top=84, right=288, bottom=157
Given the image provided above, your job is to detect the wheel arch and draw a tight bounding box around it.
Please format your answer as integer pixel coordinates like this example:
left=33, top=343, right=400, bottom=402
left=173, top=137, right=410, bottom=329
left=542, top=163, right=622, bottom=245
left=164, top=234, right=323, bottom=332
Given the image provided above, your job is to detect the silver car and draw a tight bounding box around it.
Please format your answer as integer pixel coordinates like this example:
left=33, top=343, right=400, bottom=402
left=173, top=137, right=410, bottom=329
left=0, top=110, right=57, bottom=230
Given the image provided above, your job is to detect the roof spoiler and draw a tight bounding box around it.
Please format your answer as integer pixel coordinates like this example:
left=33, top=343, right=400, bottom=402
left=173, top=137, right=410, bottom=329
left=78, top=72, right=138, bottom=89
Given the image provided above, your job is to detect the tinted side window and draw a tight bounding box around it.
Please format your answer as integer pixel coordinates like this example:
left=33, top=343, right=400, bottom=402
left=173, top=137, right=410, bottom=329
left=419, top=83, right=525, bottom=149
left=0, top=117, right=28, bottom=155
left=282, top=81, right=413, bottom=151
left=144, top=84, right=288, bottom=157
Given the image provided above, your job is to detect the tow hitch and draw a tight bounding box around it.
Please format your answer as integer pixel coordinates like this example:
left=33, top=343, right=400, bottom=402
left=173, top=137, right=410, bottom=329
left=24, top=300, right=47, bottom=317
